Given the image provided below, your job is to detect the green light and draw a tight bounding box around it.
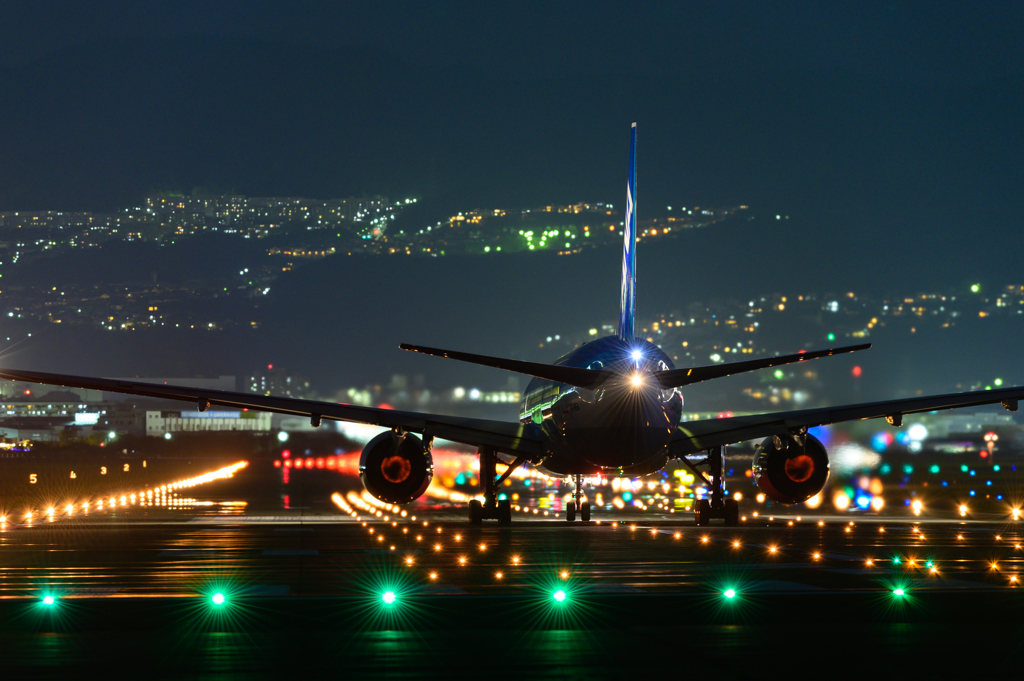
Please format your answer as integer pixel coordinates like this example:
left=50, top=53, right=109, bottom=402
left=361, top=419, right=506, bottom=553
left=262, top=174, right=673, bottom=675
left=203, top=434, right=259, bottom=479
left=893, top=588, right=905, bottom=596
left=773, top=369, right=784, bottom=380
left=723, top=589, right=736, bottom=599
left=893, top=557, right=901, bottom=564
left=827, top=333, right=835, bottom=341
left=929, top=464, right=940, bottom=474
left=995, top=378, right=1003, bottom=386
left=971, top=284, right=980, bottom=293
left=42, top=595, right=55, bottom=605
left=553, top=589, right=567, bottom=603
left=382, top=590, right=396, bottom=605
left=211, top=593, right=225, bottom=605
left=925, top=561, right=933, bottom=568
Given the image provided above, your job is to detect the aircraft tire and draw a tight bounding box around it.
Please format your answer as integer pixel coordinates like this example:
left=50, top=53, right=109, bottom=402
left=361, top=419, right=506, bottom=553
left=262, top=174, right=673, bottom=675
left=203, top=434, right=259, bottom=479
left=724, top=499, right=739, bottom=526
left=580, top=501, right=591, bottom=522
left=695, top=499, right=710, bottom=526
left=469, top=499, right=483, bottom=525
left=566, top=501, right=577, bottom=522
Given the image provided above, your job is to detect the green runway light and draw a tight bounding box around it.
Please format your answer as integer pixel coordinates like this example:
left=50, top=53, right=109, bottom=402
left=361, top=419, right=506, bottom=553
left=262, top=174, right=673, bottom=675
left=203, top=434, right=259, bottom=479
left=42, top=595, right=55, bottom=605
left=382, top=590, right=397, bottom=605
left=893, top=588, right=906, bottom=596
left=211, top=593, right=225, bottom=605
left=893, top=557, right=901, bottom=564
left=723, top=589, right=736, bottom=599
left=553, top=589, right=567, bottom=603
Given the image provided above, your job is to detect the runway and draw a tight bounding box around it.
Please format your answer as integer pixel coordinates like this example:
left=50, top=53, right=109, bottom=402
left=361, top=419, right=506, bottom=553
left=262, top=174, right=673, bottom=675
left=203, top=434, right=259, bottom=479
left=3, top=462, right=1024, bottom=678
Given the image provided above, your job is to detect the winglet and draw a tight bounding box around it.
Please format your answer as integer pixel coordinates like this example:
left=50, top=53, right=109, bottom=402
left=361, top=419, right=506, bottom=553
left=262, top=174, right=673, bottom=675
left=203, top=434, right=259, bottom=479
left=618, top=122, right=637, bottom=342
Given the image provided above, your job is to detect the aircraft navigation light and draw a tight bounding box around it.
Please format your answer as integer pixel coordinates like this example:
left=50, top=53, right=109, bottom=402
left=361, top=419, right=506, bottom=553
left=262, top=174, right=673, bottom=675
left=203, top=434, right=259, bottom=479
left=553, top=589, right=567, bottom=603
left=211, top=593, right=226, bottom=606
left=723, top=589, right=736, bottom=599
left=42, top=595, right=55, bottom=605
left=381, top=591, right=396, bottom=605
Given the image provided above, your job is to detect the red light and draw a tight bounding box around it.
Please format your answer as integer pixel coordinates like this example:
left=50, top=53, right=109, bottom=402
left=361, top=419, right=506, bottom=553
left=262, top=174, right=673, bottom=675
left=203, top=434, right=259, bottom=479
left=726, top=411, right=733, bottom=418
left=326, top=457, right=336, bottom=468
left=305, top=458, right=314, bottom=468
left=282, top=450, right=290, bottom=458
left=717, top=412, right=725, bottom=419
left=284, top=459, right=292, bottom=468
left=23, top=390, right=30, bottom=395
left=274, top=460, right=281, bottom=468
left=377, top=403, right=394, bottom=410
left=315, top=458, right=325, bottom=468
left=268, top=364, right=273, bottom=370
left=294, top=459, right=303, bottom=468
left=852, top=366, right=862, bottom=378
left=980, top=451, right=988, bottom=458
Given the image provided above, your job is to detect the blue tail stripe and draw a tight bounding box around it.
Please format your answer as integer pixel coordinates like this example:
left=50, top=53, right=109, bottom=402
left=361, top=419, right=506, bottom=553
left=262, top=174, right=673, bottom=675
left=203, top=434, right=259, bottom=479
left=618, top=123, right=637, bottom=342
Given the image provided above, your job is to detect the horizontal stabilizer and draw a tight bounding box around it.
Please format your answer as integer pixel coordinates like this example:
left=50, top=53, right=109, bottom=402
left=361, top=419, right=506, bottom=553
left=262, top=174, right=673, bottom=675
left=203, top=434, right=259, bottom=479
left=654, top=343, right=871, bottom=389
left=400, top=344, right=611, bottom=390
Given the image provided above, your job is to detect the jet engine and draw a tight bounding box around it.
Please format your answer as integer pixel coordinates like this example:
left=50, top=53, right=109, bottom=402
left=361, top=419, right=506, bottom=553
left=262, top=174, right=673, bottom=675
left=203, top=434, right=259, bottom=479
left=359, top=432, right=433, bottom=504
left=752, top=433, right=829, bottom=504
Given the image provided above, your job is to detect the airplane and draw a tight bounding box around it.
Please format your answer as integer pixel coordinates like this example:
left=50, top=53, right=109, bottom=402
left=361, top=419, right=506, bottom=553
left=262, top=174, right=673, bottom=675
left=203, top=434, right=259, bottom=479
left=1, top=122, right=1021, bottom=526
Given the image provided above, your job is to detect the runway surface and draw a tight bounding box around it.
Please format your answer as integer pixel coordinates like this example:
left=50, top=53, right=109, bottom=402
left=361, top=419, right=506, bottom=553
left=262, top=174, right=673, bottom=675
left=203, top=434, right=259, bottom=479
left=3, top=464, right=1024, bottom=678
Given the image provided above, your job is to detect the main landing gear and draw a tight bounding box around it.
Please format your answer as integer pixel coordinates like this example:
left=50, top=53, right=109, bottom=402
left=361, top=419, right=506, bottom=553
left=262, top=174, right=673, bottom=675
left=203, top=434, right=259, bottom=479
left=565, top=473, right=591, bottom=522
left=468, top=447, right=523, bottom=525
left=684, top=445, right=739, bottom=527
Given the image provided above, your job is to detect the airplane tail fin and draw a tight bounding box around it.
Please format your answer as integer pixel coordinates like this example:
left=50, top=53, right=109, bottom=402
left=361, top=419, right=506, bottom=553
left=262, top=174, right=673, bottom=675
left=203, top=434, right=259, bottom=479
left=618, top=123, right=637, bottom=342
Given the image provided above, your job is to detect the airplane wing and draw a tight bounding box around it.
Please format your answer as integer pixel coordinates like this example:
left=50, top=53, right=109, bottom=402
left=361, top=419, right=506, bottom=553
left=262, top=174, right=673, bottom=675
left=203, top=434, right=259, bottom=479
left=0, top=368, right=543, bottom=458
left=669, top=385, right=1024, bottom=457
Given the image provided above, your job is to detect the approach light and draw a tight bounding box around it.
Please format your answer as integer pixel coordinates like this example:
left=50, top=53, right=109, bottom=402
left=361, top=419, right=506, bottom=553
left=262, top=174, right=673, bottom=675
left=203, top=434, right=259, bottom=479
left=893, top=588, right=905, bottom=596
left=553, top=589, right=567, bottom=603
left=723, top=589, right=736, bottom=599
left=211, top=593, right=226, bottom=606
left=381, top=591, right=397, bottom=605
left=42, top=595, right=55, bottom=606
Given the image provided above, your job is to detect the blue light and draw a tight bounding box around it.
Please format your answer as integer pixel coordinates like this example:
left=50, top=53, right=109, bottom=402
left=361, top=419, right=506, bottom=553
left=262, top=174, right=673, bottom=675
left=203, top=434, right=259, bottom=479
left=855, top=495, right=871, bottom=510
left=970, top=490, right=976, bottom=496
left=382, top=591, right=396, bottom=605
left=994, top=465, right=1001, bottom=472
left=986, top=480, right=992, bottom=486
left=631, top=350, right=642, bottom=361
left=970, top=470, right=976, bottom=476
left=942, top=481, right=948, bottom=487
left=553, top=589, right=567, bottom=603
left=523, top=479, right=531, bottom=487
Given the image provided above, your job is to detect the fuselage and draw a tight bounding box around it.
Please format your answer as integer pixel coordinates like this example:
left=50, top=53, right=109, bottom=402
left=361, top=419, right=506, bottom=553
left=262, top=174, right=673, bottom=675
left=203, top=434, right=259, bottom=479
left=518, top=335, right=683, bottom=477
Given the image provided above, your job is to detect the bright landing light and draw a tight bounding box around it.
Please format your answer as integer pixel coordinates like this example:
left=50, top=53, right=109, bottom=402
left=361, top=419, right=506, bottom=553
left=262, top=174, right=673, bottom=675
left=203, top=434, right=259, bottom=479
left=631, top=350, right=642, bottom=361
left=631, top=374, right=643, bottom=387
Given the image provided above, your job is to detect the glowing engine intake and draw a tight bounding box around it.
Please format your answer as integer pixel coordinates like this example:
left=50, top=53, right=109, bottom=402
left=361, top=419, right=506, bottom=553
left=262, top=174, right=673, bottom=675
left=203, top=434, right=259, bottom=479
left=359, top=432, right=433, bottom=504
left=752, top=433, right=829, bottom=504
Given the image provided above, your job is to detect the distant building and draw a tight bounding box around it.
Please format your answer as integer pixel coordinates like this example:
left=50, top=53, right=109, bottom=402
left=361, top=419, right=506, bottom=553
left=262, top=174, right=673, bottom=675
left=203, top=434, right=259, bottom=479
left=145, top=410, right=271, bottom=436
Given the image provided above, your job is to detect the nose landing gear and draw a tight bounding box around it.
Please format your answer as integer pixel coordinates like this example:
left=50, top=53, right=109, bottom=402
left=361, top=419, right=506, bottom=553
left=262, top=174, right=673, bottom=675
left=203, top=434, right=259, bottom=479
left=566, top=473, right=590, bottom=522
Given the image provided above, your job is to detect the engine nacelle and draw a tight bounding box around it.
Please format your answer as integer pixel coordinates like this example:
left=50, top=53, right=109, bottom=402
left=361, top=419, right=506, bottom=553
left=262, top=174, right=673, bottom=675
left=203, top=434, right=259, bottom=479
left=359, top=432, right=432, bottom=504
left=752, top=433, right=829, bottom=504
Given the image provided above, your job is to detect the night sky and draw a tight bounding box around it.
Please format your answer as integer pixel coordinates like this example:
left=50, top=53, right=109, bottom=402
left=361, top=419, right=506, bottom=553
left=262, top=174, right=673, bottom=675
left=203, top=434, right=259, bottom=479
left=1, top=2, right=1021, bottom=403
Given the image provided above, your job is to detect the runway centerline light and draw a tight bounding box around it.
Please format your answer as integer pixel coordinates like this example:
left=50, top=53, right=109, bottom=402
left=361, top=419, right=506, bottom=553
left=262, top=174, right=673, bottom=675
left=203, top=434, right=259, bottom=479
left=211, top=593, right=226, bottom=606
left=42, top=595, right=55, bottom=605
left=381, top=590, right=396, bottom=605
left=723, top=589, right=736, bottom=599
left=553, top=589, right=567, bottom=603
left=892, top=588, right=905, bottom=596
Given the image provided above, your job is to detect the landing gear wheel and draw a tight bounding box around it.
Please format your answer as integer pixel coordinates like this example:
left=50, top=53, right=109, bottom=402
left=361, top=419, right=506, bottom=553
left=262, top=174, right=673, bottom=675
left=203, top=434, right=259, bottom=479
left=469, top=499, right=483, bottom=525
left=498, top=498, right=512, bottom=525
left=695, top=499, right=710, bottom=526
left=580, top=501, right=591, bottom=522
left=724, top=499, right=739, bottom=526
left=566, top=501, right=577, bottom=522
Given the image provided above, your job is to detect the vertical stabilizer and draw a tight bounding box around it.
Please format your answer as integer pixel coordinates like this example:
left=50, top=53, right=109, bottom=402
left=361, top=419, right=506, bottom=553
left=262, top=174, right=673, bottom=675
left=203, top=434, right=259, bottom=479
left=618, top=123, right=637, bottom=342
